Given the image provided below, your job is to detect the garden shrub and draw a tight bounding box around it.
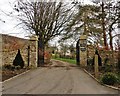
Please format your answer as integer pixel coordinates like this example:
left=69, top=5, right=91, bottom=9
left=101, top=72, right=118, bottom=85
left=44, top=51, right=52, bottom=64
left=87, top=57, right=93, bottom=66
left=104, top=55, right=110, bottom=65
left=103, top=55, right=114, bottom=72
left=117, top=77, right=120, bottom=84
left=104, top=64, right=113, bottom=72
left=4, top=64, right=12, bottom=69
left=13, top=49, right=24, bottom=69
left=3, top=64, right=15, bottom=70
left=118, top=59, right=120, bottom=72
left=14, top=66, right=21, bottom=70
left=118, top=49, right=120, bottom=72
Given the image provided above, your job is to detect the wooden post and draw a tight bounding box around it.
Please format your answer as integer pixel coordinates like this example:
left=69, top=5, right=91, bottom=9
left=94, top=54, right=99, bottom=78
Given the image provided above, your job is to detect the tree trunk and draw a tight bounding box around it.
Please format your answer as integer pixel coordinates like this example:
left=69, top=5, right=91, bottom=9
left=109, top=29, right=113, bottom=51
left=101, top=2, right=108, bottom=49
left=38, top=36, right=44, bottom=67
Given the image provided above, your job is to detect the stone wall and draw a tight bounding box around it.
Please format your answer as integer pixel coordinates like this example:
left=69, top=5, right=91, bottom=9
left=0, top=34, right=2, bottom=68
left=2, top=34, right=37, bottom=67
left=87, top=45, right=118, bottom=66
left=99, top=50, right=118, bottom=65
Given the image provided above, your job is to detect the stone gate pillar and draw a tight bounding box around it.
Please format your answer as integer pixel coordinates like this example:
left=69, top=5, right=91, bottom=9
left=80, top=35, right=87, bottom=67
left=29, top=35, right=38, bottom=67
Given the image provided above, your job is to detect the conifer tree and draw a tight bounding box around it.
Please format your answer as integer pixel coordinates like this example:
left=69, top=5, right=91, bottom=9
left=13, top=49, right=24, bottom=69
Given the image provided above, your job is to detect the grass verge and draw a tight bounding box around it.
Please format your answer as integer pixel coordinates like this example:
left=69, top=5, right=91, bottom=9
left=53, top=58, right=76, bottom=64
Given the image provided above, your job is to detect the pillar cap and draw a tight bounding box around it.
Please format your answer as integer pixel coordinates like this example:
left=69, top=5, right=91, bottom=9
left=29, top=35, right=38, bottom=41
left=80, top=35, right=87, bottom=40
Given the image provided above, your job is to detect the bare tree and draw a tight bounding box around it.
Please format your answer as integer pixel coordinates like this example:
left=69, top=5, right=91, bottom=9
left=14, top=0, right=74, bottom=66
left=0, top=10, right=5, bottom=23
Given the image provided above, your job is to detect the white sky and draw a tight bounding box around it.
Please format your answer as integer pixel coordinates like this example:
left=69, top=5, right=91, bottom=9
left=0, top=0, right=93, bottom=39
left=0, top=0, right=28, bottom=38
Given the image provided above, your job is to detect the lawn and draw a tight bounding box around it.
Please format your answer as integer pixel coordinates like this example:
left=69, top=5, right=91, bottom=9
left=53, top=57, right=76, bottom=64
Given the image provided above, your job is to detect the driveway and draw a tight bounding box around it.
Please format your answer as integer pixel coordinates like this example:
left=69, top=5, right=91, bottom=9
left=2, top=60, right=118, bottom=94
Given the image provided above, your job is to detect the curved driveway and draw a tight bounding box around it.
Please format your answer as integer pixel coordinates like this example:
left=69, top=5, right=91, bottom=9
left=2, top=60, right=118, bottom=94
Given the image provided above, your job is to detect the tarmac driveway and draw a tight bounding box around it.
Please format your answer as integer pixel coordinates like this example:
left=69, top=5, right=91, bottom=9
left=2, top=60, right=119, bottom=94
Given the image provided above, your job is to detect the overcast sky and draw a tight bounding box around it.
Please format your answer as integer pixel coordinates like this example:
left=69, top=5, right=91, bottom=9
left=0, top=0, right=28, bottom=38
left=0, top=0, right=93, bottom=39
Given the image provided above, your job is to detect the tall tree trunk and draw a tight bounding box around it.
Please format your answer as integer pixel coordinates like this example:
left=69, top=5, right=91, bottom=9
left=38, top=36, right=44, bottom=67
left=109, top=29, right=113, bottom=51
left=101, top=2, right=108, bottom=49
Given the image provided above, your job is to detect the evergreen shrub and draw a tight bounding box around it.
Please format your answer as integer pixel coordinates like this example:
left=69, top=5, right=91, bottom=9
left=13, top=49, right=24, bottom=69
left=101, top=72, right=118, bottom=85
